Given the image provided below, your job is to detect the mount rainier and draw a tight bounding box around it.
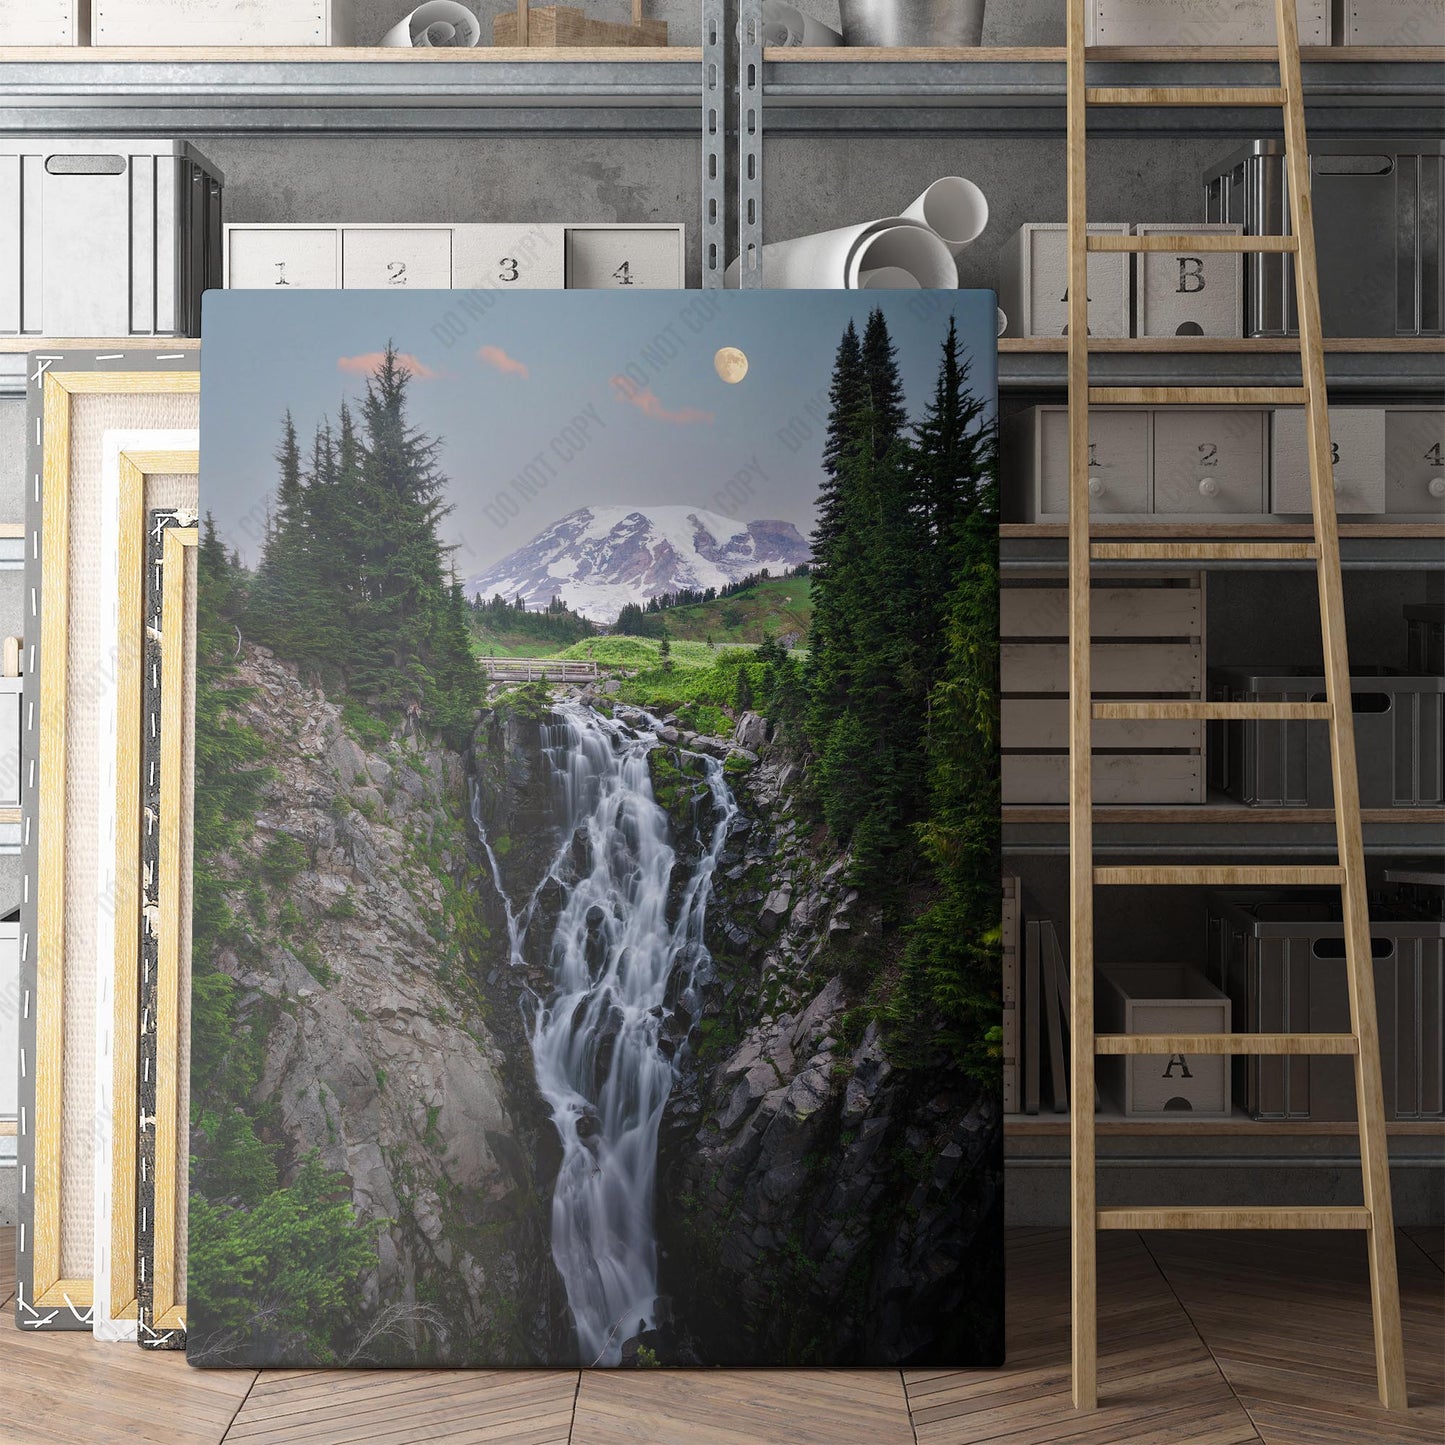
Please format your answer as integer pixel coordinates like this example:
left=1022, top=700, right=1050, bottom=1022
left=464, top=506, right=811, bottom=621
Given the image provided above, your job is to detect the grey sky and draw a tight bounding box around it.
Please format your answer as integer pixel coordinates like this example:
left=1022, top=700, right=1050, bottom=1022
left=199, top=288, right=998, bottom=575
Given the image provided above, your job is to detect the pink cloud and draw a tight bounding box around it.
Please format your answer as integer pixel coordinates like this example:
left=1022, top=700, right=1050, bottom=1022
left=477, top=344, right=530, bottom=379
left=610, top=375, right=714, bottom=426
left=337, top=351, right=440, bottom=380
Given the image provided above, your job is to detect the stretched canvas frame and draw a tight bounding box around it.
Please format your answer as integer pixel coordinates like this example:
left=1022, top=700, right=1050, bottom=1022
left=137, top=513, right=196, bottom=1350
left=92, top=440, right=199, bottom=1343
left=16, top=354, right=199, bottom=1331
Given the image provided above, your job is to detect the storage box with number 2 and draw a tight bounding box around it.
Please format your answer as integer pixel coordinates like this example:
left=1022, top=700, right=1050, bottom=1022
left=1097, top=966, right=1232, bottom=1119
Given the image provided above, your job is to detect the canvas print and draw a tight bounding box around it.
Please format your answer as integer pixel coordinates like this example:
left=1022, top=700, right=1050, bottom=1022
left=190, top=289, right=1001, bottom=1368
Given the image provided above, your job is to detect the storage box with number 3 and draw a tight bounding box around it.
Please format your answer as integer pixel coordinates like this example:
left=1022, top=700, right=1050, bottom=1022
left=1271, top=407, right=1386, bottom=516
left=453, top=224, right=565, bottom=290
left=565, top=224, right=685, bottom=289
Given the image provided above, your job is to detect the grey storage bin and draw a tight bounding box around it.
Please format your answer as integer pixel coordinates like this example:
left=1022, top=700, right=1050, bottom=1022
left=0, top=139, right=223, bottom=338
left=1207, top=891, right=1445, bottom=1121
left=1209, top=665, right=1444, bottom=807
left=1204, top=138, right=1444, bottom=338
left=1097, top=965, right=1232, bottom=1119
left=1406, top=603, right=1445, bottom=676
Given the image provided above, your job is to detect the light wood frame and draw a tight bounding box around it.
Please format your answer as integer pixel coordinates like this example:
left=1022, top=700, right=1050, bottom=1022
left=16, top=361, right=199, bottom=1331
left=149, top=522, right=197, bottom=1338
left=99, top=448, right=199, bottom=1334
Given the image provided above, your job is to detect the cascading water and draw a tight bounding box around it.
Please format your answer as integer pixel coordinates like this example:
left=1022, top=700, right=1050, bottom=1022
left=472, top=702, right=736, bottom=1365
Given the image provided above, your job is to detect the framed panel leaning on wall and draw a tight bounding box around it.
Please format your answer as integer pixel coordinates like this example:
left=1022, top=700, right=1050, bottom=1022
left=93, top=439, right=199, bottom=1344
left=15, top=353, right=199, bottom=1332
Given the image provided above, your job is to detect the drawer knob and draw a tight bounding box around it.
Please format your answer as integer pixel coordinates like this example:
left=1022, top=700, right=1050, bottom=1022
left=1429, top=477, right=1445, bottom=500
left=1088, top=475, right=1105, bottom=497
left=1197, top=476, right=1219, bottom=498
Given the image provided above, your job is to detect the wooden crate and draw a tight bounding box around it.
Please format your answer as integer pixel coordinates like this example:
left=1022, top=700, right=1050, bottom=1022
left=1097, top=965, right=1232, bottom=1118
left=93, top=0, right=354, bottom=45
left=494, top=3, right=667, bottom=46
left=0, top=0, right=85, bottom=43
left=1001, top=575, right=1206, bottom=806
left=1333, top=0, right=1443, bottom=45
left=1087, top=0, right=1329, bottom=45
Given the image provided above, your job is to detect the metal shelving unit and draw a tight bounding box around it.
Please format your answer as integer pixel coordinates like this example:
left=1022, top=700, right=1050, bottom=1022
left=760, top=47, right=1445, bottom=135
left=999, top=338, right=1445, bottom=396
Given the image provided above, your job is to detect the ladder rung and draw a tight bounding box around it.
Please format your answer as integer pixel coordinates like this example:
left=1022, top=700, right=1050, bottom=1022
left=1093, top=701, right=1332, bottom=721
left=1091, top=542, right=1320, bottom=562
left=1094, top=866, right=1345, bottom=886
left=1088, top=387, right=1309, bottom=406
left=1097, top=1207, right=1371, bottom=1232
left=1086, top=86, right=1287, bottom=107
left=1086, top=234, right=1297, bottom=253
left=1095, top=1033, right=1358, bottom=1057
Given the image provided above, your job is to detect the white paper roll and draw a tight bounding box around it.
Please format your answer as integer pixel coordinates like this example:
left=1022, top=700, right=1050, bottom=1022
left=725, top=217, right=956, bottom=290
left=761, top=1, right=844, bottom=46
left=858, top=266, right=921, bottom=289
left=382, top=1, right=481, bottom=47
left=997, top=307, right=1008, bottom=336
left=902, top=176, right=989, bottom=255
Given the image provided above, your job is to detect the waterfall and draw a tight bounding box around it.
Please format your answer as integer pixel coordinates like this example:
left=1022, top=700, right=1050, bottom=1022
left=473, top=702, right=736, bottom=1365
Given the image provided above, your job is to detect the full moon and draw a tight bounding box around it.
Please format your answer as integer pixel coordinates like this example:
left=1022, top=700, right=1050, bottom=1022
left=714, top=346, right=749, bottom=384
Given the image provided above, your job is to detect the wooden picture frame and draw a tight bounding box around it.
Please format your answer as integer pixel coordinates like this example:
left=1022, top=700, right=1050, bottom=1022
left=15, top=354, right=199, bottom=1332
left=93, top=439, right=199, bottom=1343
left=138, top=513, right=197, bottom=1349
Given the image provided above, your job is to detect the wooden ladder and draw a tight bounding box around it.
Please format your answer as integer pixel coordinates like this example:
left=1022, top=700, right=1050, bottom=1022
left=1064, top=0, right=1407, bottom=1412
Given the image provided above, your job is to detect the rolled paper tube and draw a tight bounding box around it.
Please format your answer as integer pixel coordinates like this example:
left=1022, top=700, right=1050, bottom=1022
left=857, top=266, right=922, bottom=289
left=760, top=1, right=845, bottom=45
left=382, top=1, right=482, bottom=47
left=845, top=222, right=958, bottom=290
left=902, top=176, right=990, bottom=255
left=997, top=307, right=1008, bottom=336
left=724, top=217, right=957, bottom=289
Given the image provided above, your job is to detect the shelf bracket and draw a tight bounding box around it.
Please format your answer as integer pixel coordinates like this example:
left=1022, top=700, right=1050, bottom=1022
left=702, top=0, right=727, bottom=289
left=737, top=0, right=763, bottom=288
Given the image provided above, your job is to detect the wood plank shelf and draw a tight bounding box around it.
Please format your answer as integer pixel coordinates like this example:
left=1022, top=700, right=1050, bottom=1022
left=1006, top=1112, right=1445, bottom=1137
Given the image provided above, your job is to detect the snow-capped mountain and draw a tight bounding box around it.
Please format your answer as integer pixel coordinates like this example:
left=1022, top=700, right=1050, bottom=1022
left=464, top=505, right=811, bottom=621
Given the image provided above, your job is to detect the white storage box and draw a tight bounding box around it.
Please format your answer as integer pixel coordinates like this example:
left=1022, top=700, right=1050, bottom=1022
left=453, top=223, right=566, bottom=290
left=1098, top=966, right=1232, bottom=1119
left=1385, top=407, right=1445, bottom=514
left=1332, top=0, right=1444, bottom=45
left=1088, top=0, right=1329, bottom=45
left=0, top=0, right=86, bottom=43
left=998, top=223, right=1130, bottom=339
left=1135, top=223, right=1243, bottom=338
left=93, top=0, right=354, bottom=45
left=1152, top=409, right=1268, bottom=516
left=1271, top=406, right=1386, bottom=515
left=1005, top=405, right=1150, bottom=521
left=565, top=224, right=685, bottom=289
left=225, top=222, right=683, bottom=291
left=0, top=139, right=223, bottom=338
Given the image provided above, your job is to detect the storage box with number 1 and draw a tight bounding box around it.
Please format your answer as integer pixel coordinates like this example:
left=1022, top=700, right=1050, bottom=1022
left=224, top=222, right=685, bottom=291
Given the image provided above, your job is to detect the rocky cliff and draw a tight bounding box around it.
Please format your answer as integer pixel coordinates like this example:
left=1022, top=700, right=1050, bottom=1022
left=649, top=713, right=1003, bottom=1366
left=204, top=646, right=566, bottom=1364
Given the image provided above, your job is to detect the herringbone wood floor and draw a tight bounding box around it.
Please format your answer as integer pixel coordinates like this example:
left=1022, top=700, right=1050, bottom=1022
left=2, top=1226, right=1441, bottom=1444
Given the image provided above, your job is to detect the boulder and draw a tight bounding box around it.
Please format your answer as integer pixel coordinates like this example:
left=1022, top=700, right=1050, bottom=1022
left=733, top=711, right=770, bottom=752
